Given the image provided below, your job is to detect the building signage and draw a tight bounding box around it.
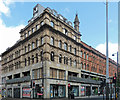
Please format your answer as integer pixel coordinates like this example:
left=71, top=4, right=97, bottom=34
left=22, top=88, right=31, bottom=98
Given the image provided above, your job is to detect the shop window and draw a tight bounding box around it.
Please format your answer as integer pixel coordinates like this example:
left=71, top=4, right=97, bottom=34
left=7, top=88, right=12, bottom=98
left=50, top=68, right=57, bottom=79
left=51, top=52, right=54, bottom=61
left=59, top=54, right=62, bottom=63
left=59, top=70, right=65, bottom=79
left=50, top=37, right=54, bottom=45
left=59, top=40, right=62, bottom=48
left=50, top=85, right=66, bottom=98
left=32, top=69, right=39, bottom=79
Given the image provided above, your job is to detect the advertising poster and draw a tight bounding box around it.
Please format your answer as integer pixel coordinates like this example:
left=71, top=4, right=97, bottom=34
left=22, top=88, right=31, bottom=98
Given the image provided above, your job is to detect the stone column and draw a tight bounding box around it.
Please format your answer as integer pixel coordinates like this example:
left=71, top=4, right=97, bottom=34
left=91, top=85, right=92, bottom=96
left=20, top=86, right=22, bottom=98
left=79, top=84, right=81, bottom=97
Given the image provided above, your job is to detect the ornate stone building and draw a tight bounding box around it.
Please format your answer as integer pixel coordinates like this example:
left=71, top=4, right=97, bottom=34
left=1, top=4, right=117, bottom=99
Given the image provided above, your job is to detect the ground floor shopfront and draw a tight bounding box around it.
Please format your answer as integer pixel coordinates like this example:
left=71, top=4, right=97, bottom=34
left=2, top=82, right=100, bottom=99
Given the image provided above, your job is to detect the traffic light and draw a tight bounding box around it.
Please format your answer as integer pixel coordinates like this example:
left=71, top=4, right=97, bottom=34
left=113, top=76, right=116, bottom=83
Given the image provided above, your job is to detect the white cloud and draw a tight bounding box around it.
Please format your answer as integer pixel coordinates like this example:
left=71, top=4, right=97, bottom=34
left=95, top=42, right=118, bottom=62
left=0, top=18, right=24, bottom=54
left=0, top=0, right=13, bottom=16
left=0, top=0, right=25, bottom=55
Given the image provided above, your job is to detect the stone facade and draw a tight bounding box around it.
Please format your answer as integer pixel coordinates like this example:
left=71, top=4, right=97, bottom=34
left=1, top=4, right=117, bottom=99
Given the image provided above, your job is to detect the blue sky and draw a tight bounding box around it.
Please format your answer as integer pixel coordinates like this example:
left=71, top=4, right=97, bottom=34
left=0, top=1, right=118, bottom=61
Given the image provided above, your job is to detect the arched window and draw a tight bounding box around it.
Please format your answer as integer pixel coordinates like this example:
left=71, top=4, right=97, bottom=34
left=64, top=56, right=66, bottom=64
left=83, top=64, right=86, bottom=69
left=32, top=55, right=34, bottom=64
left=84, top=52, right=86, bottom=59
left=74, top=60, right=77, bottom=67
left=69, top=45, right=72, bottom=52
left=28, top=57, right=30, bottom=65
left=25, top=58, right=27, bottom=66
left=74, top=48, right=76, bottom=55
left=32, top=42, right=35, bottom=49
left=40, top=21, right=44, bottom=26
left=41, top=51, right=43, bottom=61
left=51, top=52, right=54, bottom=61
left=81, top=51, right=83, bottom=57
left=36, top=39, right=38, bottom=47
left=36, top=53, right=38, bottom=63
left=66, top=57, right=68, bottom=65
left=28, top=44, right=30, bottom=51
left=70, top=58, right=72, bottom=66
left=59, top=54, right=62, bottom=63
left=50, top=21, right=54, bottom=27
left=41, top=37, right=44, bottom=45
left=50, top=37, right=54, bottom=45
left=59, top=40, right=62, bottom=48
left=64, top=42, right=68, bottom=51
left=87, top=64, right=89, bottom=70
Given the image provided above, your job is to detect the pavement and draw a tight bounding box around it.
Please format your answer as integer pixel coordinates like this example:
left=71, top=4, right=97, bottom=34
left=1, top=95, right=120, bottom=100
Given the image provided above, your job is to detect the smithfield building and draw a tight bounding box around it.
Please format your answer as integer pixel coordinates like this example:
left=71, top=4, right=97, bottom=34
left=1, top=4, right=117, bottom=99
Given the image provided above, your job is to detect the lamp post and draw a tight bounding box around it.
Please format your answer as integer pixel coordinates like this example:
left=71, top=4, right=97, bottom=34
left=106, top=0, right=109, bottom=100
left=112, top=52, right=118, bottom=100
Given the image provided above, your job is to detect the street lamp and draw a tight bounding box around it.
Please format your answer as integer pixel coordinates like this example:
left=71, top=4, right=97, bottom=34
left=112, top=52, right=118, bottom=100
left=106, top=0, right=109, bottom=100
